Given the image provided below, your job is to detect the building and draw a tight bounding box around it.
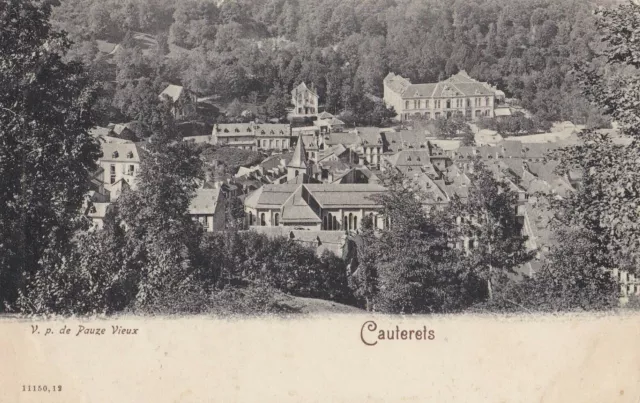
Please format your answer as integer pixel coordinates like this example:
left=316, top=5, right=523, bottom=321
left=188, top=188, right=226, bottom=232
left=211, top=122, right=293, bottom=151
left=98, top=142, right=144, bottom=189
left=244, top=182, right=387, bottom=232
left=159, top=84, right=197, bottom=120
left=291, top=82, right=319, bottom=116
left=254, top=123, right=293, bottom=150
left=383, top=70, right=503, bottom=122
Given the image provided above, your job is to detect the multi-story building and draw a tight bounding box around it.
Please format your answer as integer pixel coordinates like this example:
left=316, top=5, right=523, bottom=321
left=383, top=70, right=504, bottom=122
left=291, top=82, right=319, bottom=116
left=98, top=142, right=143, bottom=189
left=244, top=135, right=388, bottom=232
left=211, top=123, right=292, bottom=151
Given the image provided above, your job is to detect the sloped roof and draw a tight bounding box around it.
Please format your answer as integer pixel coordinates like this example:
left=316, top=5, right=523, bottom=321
left=244, top=184, right=301, bottom=208
left=289, top=134, right=308, bottom=169
left=254, top=123, right=291, bottom=136
left=160, top=84, right=184, bottom=102
left=292, top=82, right=318, bottom=97
left=325, top=132, right=361, bottom=146
left=384, top=72, right=412, bottom=94
left=214, top=123, right=254, bottom=135
left=384, top=150, right=432, bottom=167
left=304, top=184, right=386, bottom=207
left=281, top=187, right=321, bottom=223
left=189, top=188, right=221, bottom=215
left=100, top=143, right=142, bottom=162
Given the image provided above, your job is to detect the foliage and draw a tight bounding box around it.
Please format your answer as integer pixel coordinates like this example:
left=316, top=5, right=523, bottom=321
left=362, top=168, right=470, bottom=313
left=485, top=228, right=619, bottom=312
left=50, top=0, right=611, bottom=124
left=1, top=0, right=101, bottom=311
left=476, top=112, right=553, bottom=136
left=448, top=160, right=535, bottom=301
left=550, top=2, right=640, bottom=272
left=200, top=144, right=265, bottom=174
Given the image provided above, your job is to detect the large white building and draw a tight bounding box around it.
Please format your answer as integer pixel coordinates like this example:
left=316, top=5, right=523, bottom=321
left=383, top=71, right=505, bottom=122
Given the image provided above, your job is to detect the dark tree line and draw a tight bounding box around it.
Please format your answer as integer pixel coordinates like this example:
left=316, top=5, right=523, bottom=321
left=52, top=0, right=613, bottom=126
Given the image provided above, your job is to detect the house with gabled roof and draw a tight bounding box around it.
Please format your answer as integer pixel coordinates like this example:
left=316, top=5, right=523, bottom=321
left=159, top=84, right=197, bottom=120
left=291, top=82, right=319, bottom=116
left=383, top=70, right=504, bottom=122
left=188, top=187, right=226, bottom=232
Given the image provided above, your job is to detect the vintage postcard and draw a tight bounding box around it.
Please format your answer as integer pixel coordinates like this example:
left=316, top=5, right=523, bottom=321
left=1, top=0, right=639, bottom=401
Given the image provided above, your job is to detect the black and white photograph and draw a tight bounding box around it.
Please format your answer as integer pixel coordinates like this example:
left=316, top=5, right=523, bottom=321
left=1, top=0, right=639, bottom=401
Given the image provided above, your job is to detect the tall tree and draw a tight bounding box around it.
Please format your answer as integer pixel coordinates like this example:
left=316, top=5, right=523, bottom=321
left=449, top=160, right=535, bottom=301
left=0, top=1, right=101, bottom=310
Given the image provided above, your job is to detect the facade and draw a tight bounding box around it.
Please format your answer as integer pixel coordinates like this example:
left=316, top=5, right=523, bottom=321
left=189, top=188, right=226, bottom=232
left=159, top=84, right=197, bottom=120
left=212, top=123, right=292, bottom=151
left=383, top=71, right=502, bottom=122
left=291, top=82, right=319, bottom=116
left=98, top=142, right=143, bottom=189
left=244, top=183, right=387, bottom=232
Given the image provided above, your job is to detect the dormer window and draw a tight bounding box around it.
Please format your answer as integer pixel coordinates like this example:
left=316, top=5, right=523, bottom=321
left=417, top=157, right=421, bottom=161
left=247, top=127, right=252, bottom=132
left=407, top=156, right=412, bottom=161
left=392, top=140, right=396, bottom=143
left=420, top=144, right=425, bottom=148
left=261, top=130, right=266, bottom=134
left=269, top=130, right=274, bottom=134
left=89, top=205, right=96, bottom=214
left=112, top=151, right=119, bottom=158
left=235, top=128, right=240, bottom=133
left=127, top=151, right=134, bottom=158
left=224, top=129, right=229, bottom=133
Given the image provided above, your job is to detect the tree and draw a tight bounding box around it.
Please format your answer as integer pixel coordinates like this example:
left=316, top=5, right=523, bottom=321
left=115, top=130, right=206, bottom=309
left=365, top=168, right=465, bottom=313
left=550, top=2, right=640, bottom=271
left=448, top=160, right=535, bottom=301
left=264, top=84, right=289, bottom=120
left=1, top=1, right=101, bottom=311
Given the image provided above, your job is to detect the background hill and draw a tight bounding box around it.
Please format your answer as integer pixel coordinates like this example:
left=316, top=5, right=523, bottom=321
left=52, top=0, right=618, bottom=126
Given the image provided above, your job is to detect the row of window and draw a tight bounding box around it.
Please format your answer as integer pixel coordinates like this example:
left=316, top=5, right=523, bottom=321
left=261, top=139, right=288, bottom=148
left=403, top=109, right=490, bottom=120
left=405, top=97, right=491, bottom=110
left=110, top=151, right=135, bottom=159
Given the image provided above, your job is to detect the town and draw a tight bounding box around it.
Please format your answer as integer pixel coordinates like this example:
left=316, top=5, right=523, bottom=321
left=2, top=0, right=640, bottom=316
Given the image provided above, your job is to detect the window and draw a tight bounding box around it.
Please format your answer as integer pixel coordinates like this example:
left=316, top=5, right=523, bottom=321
left=469, top=239, right=475, bottom=249
left=269, top=139, right=274, bottom=148
left=343, top=216, right=348, bottom=230
left=349, top=213, right=353, bottom=231
left=414, top=100, right=418, bottom=109
left=435, top=112, right=441, bottom=119
left=354, top=216, right=358, bottom=229
left=425, top=112, right=431, bottom=119
left=425, top=100, right=429, bottom=109
left=262, top=140, right=267, bottom=148
left=235, top=128, right=240, bottom=132
left=110, top=164, right=116, bottom=184
left=475, top=110, right=481, bottom=117
left=260, top=213, right=266, bottom=226
left=467, top=98, right=471, bottom=107
left=276, top=139, right=280, bottom=148
left=485, top=97, right=490, bottom=106
left=128, top=165, right=135, bottom=175
left=274, top=213, right=280, bottom=226
left=405, top=101, right=410, bottom=110
left=127, top=151, right=134, bottom=158
left=112, top=151, right=119, bottom=158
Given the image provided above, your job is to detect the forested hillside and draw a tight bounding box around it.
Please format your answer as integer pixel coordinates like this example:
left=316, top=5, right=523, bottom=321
left=52, top=0, right=617, bottom=126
